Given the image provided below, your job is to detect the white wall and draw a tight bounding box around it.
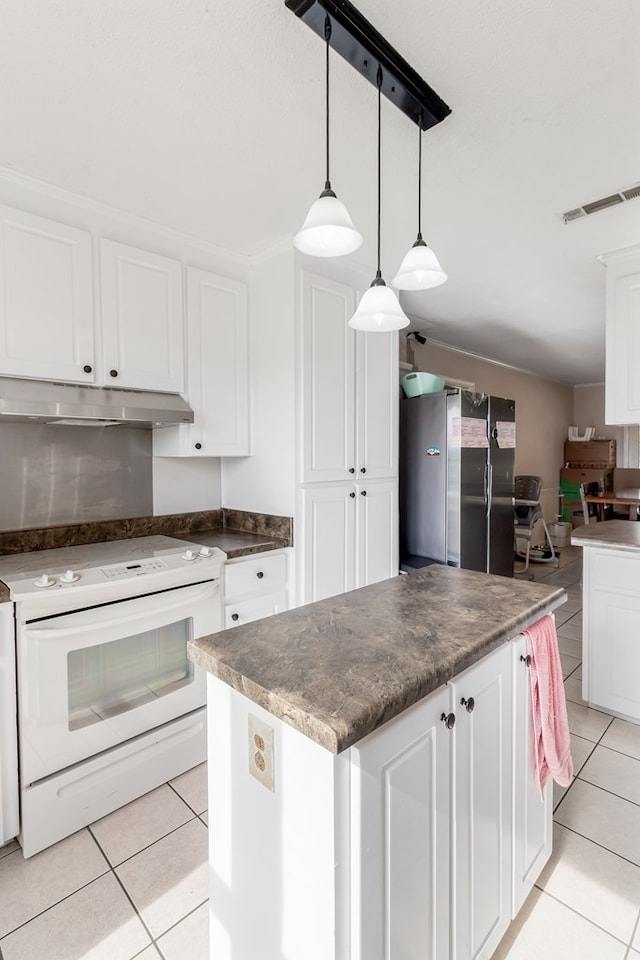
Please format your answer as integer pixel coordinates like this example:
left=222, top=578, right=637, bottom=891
left=221, top=249, right=297, bottom=516
left=0, top=168, right=250, bottom=516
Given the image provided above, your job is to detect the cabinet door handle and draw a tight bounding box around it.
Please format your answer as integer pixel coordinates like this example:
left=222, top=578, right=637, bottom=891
left=349, top=467, right=355, bottom=474
left=231, top=613, right=239, bottom=622
left=83, top=364, right=92, bottom=374
left=460, top=696, right=475, bottom=713
left=440, top=712, right=456, bottom=729
left=349, top=492, right=356, bottom=498
left=194, top=443, right=202, bottom=450
left=109, top=369, right=118, bottom=378
left=520, top=654, right=531, bottom=667
left=361, top=490, right=367, bottom=496
left=256, top=571, right=264, bottom=579
left=360, top=467, right=366, bottom=474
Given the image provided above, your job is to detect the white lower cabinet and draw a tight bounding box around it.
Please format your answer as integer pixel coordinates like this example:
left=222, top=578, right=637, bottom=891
left=512, top=633, right=552, bottom=916
left=351, top=637, right=549, bottom=960
left=299, top=479, right=398, bottom=604
left=223, top=551, right=289, bottom=629
left=583, top=547, right=640, bottom=722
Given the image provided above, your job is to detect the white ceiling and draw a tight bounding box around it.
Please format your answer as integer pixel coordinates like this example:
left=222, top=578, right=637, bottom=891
left=1, top=0, right=638, bottom=384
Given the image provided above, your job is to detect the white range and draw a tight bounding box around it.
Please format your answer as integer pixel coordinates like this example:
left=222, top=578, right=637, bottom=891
left=0, top=535, right=225, bottom=857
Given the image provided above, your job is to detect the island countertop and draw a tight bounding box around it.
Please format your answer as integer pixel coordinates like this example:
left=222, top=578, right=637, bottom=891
left=572, top=519, right=640, bottom=552
left=189, top=565, right=565, bottom=754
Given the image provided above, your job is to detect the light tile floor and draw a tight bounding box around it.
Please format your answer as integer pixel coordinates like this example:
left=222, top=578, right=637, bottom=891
left=2, top=546, right=640, bottom=959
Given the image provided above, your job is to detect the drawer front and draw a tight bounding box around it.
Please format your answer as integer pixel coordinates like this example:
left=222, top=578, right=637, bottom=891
left=225, top=590, right=289, bottom=628
left=591, top=549, right=640, bottom=592
left=224, top=552, right=287, bottom=600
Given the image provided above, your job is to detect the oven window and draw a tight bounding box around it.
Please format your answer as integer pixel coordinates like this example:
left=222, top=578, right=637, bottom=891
left=67, top=619, right=193, bottom=731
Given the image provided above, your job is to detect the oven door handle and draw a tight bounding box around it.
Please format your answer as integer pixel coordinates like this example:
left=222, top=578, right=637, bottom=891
left=25, top=581, right=219, bottom=638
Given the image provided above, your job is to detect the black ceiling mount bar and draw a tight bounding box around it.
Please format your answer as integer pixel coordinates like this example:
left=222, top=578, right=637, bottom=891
left=285, top=0, right=451, bottom=130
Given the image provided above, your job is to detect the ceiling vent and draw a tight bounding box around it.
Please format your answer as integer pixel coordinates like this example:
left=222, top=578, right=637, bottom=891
left=561, top=183, right=640, bottom=224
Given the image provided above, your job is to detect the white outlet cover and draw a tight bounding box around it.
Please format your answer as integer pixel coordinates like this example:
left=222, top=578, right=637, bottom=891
left=248, top=714, right=275, bottom=791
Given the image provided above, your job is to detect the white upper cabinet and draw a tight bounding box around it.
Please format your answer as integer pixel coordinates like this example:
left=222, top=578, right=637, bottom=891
left=300, top=271, right=398, bottom=484
left=153, top=267, right=249, bottom=457
left=0, top=207, right=94, bottom=383
left=603, top=246, right=640, bottom=425
left=301, top=272, right=356, bottom=482
left=100, top=240, right=184, bottom=393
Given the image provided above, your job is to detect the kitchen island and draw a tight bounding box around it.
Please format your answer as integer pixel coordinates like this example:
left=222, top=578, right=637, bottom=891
left=189, top=565, right=565, bottom=960
left=572, top=520, right=640, bottom=724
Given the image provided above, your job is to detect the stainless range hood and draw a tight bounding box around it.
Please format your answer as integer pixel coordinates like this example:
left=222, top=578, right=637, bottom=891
left=0, top=376, right=194, bottom=428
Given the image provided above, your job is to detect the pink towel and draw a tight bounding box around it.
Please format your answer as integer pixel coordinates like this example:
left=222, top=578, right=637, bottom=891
left=523, top=614, right=573, bottom=791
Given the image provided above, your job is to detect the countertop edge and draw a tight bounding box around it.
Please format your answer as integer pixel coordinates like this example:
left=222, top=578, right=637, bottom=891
left=189, top=587, right=566, bottom=755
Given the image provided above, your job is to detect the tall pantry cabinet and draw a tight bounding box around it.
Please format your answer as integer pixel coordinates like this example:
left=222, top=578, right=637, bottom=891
left=222, top=252, right=399, bottom=607
left=298, top=271, right=398, bottom=603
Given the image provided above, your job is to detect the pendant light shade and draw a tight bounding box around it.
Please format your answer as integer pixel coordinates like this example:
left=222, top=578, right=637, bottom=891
left=349, top=279, right=409, bottom=332
left=392, top=239, right=447, bottom=289
left=348, top=66, right=409, bottom=333
left=392, top=124, right=447, bottom=291
left=294, top=188, right=362, bottom=257
left=294, top=17, right=362, bottom=259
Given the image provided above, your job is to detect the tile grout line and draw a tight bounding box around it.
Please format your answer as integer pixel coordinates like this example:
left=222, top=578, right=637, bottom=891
left=530, top=884, right=631, bottom=949
left=87, top=825, right=157, bottom=949
left=627, top=908, right=640, bottom=957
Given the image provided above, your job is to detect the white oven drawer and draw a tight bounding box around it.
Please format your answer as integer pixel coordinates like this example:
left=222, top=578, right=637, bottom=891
left=224, top=590, right=289, bottom=628
left=224, top=552, right=287, bottom=601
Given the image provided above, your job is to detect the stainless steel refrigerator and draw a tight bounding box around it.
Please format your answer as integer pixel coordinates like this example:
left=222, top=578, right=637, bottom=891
left=400, top=390, right=516, bottom=577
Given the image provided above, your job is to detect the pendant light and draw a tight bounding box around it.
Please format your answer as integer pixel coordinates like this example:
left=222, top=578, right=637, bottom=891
left=294, top=16, right=362, bottom=258
left=349, top=67, right=409, bottom=332
left=392, top=122, right=447, bottom=290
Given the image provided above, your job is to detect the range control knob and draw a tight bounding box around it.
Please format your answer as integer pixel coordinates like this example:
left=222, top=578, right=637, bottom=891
left=34, top=574, right=56, bottom=588
left=60, top=570, right=78, bottom=584
left=181, top=549, right=196, bottom=561
left=198, top=547, right=212, bottom=558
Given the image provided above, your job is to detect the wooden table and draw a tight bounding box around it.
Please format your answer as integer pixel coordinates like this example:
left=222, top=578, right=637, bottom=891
left=585, top=488, right=640, bottom=521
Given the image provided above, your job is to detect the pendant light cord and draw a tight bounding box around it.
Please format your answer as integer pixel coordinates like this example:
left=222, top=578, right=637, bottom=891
left=324, top=16, right=331, bottom=191
left=417, top=121, right=423, bottom=241
left=376, top=65, right=382, bottom=279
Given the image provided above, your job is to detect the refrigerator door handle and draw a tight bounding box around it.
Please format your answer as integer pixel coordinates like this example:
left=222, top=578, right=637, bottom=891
left=486, top=462, right=493, bottom=518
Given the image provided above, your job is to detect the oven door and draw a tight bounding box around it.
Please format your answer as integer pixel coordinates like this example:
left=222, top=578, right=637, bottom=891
left=18, top=579, right=220, bottom=784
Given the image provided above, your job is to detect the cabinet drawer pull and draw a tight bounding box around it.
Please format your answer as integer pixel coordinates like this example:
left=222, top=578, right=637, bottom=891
left=440, top=712, right=456, bottom=729
left=460, top=696, right=475, bottom=713
left=520, top=654, right=531, bottom=667
left=83, top=364, right=92, bottom=374
left=194, top=443, right=202, bottom=450
left=361, top=490, right=367, bottom=496
left=349, top=467, right=355, bottom=474
left=109, top=369, right=118, bottom=378
left=231, top=613, right=240, bottom=622
left=349, top=491, right=356, bottom=498
left=256, top=571, right=264, bottom=579
left=360, top=467, right=366, bottom=474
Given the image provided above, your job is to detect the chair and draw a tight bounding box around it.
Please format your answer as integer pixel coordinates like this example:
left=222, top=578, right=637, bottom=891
left=611, top=468, right=640, bottom=520
left=514, top=475, right=558, bottom=572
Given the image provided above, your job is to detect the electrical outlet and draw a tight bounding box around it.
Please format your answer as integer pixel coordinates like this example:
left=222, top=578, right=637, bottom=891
left=248, top=714, right=274, bottom=791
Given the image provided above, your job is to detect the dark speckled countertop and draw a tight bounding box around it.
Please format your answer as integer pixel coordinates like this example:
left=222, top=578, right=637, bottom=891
left=189, top=565, right=566, bottom=754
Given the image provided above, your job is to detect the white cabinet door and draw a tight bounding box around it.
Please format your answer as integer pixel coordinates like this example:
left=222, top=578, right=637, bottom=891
left=300, top=272, right=356, bottom=483
left=100, top=240, right=184, bottom=393
left=511, top=633, right=552, bottom=917
left=355, top=327, right=398, bottom=479
left=356, top=479, right=398, bottom=588
left=299, top=484, right=357, bottom=602
left=604, top=250, right=640, bottom=425
left=451, top=642, right=513, bottom=960
left=153, top=267, right=249, bottom=457
left=587, top=549, right=640, bottom=721
left=0, top=206, right=94, bottom=383
left=351, top=684, right=452, bottom=960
